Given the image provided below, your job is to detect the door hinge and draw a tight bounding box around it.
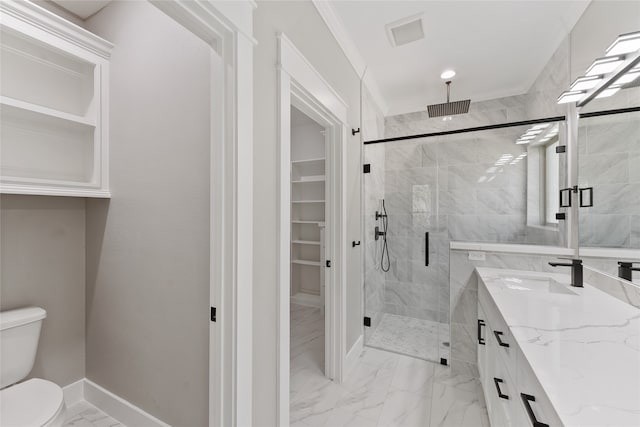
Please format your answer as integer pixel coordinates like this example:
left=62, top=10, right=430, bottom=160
left=211, top=306, right=216, bottom=322
left=555, top=145, right=566, bottom=153
left=364, top=316, right=371, bottom=327
left=363, top=164, right=371, bottom=174
left=326, top=260, right=331, bottom=267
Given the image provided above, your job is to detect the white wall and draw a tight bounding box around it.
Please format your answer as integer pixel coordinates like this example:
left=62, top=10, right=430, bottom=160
left=84, top=2, right=212, bottom=425
left=253, top=1, right=363, bottom=424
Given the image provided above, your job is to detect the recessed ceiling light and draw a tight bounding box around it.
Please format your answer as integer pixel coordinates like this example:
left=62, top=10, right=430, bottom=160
left=557, top=90, right=586, bottom=104
left=440, top=70, right=456, bottom=79
left=570, top=75, right=603, bottom=91
left=606, top=31, right=640, bottom=56
left=585, top=56, right=625, bottom=76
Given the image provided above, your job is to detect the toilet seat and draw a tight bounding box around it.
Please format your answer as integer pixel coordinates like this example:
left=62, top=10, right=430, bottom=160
left=0, top=378, right=66, bottom=427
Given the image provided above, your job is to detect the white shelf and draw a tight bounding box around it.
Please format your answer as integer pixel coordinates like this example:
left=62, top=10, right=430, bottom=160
left=291, top=157, right=325, bottom=165
left=292, top=220, right=324, bottom=224
left=292, top=176, right=325, bottom=183
left=292, top=240, right=321, bottom=245
left=292, top=200, right=325, bottom=204
left=291, top=259, right=322, bottom=266
left=0, top=96, right=96, bottom=127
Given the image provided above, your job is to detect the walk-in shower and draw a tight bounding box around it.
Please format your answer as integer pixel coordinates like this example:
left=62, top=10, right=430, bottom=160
left=362, top=115, right=566, bottom=364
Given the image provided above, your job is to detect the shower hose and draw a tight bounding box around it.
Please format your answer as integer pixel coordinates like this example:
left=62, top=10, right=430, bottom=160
left=381, top=200, right=390, bottom=272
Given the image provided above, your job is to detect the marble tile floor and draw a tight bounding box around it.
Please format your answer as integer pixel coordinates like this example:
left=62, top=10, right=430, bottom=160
left=366, top=313, right=448, bottom=362
left=63, top=401, right=124, bottom=427
left=290, top=305, right=489, bottom=427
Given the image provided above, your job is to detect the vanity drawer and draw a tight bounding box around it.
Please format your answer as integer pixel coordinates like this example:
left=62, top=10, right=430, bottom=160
left=516, top=351, right=563, bottom=427
left=478, top=280, right=517, bottom=381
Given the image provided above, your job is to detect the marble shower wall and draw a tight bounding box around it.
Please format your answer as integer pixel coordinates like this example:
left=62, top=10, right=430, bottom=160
left=578, top=111, right=640, bottom=249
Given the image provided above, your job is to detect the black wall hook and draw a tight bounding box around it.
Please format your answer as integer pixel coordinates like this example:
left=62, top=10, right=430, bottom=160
left=352, top=128, right=360, bottom=136
left=352, top=241, right=361, bottom=247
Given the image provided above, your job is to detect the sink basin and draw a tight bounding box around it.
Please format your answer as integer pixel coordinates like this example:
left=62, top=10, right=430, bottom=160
left=498, top=276, right=578, bottom=296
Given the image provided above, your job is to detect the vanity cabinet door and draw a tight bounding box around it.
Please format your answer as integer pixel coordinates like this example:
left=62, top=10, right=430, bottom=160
left=516, top=350, right=563, bottom=427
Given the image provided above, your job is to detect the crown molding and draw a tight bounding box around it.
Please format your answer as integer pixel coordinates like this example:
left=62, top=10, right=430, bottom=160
left=0, top=0, right=113, bottom=59
left=311, top=0, right=389, bottom=115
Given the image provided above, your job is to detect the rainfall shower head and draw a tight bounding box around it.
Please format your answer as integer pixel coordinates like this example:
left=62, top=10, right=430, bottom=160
left=427, top=81, right=471, bottom=118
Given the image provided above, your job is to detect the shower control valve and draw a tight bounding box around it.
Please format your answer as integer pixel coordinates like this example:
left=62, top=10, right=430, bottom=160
left=375, top=211, right=387, bottom=220
left=374, top=226, right=386, bottom=241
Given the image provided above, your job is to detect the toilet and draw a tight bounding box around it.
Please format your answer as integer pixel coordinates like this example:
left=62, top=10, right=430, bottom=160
left=0, top=307, right=66, bottom=427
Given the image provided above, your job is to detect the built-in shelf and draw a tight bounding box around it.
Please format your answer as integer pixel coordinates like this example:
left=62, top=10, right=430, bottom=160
left=291, top=200, right=325, bottom=204
left=292, top=175, right=325, bottom=183
left=0, top=1, right=112, bottom=198
left=292, top=220, right=324, bottom=224
left=292, top=240, right=321, bottom=245
left=291, top=157, right=325, bottom=165
left=291, top=259, right=321, bottom=266
left=0, top=96, right=96, bottom=127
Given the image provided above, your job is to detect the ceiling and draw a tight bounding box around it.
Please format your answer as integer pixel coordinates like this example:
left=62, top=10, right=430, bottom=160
left=331, top=1, right=590, bottom=116
left=50, top=0, right=111, bottom=19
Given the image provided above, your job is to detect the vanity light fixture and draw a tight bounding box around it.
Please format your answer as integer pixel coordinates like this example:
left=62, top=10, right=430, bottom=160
left=605, top=31, right=640, bottom=56
left=557, top=90, right=586, bottom=104
left=569, top=75, right=603, bottom=91
left=596, top=84, right=622, bottom=98
left=531, top=123, right=550, bottom=130
left=585, top=56, right=625, bottom=76
left=615, top=67, right=640, bottom=85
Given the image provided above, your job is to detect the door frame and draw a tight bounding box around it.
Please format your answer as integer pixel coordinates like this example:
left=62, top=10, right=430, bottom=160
left=150, top=2, right=255, bottom=426
left=276, top=33, right=348, bottom=427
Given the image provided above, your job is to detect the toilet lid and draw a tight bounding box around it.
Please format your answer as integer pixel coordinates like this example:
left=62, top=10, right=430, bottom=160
left=1, top=378, right=64, bottom=427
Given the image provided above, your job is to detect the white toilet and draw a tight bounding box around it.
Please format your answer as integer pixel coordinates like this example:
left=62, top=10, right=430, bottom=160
left=0, top=307, right=67, bottom=427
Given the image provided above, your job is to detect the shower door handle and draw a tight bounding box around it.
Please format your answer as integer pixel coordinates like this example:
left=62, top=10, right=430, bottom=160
left=425, top=232, right=429, bottom=267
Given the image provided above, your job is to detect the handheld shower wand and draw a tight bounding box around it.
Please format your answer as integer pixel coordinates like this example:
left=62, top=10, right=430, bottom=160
left=375, top=200, right=390, bottom=272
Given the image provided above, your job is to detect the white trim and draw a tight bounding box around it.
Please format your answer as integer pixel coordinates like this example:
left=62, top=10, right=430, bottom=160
left=0, top=185, right=111, bottom=198
left=277, top=33, right=348, bottom=427
left=344, top=334, right=363, bottom=378
left=62, top=379, right=84, bottom=408
left=311, top=0, right=388, bottom=115
left=150, top=2, right=254, bottom=427
left=83, top=379, right=170, bottom=427
left=580, top=247, right=640, bottom=260
left=450, top=241, right=576, bottom=257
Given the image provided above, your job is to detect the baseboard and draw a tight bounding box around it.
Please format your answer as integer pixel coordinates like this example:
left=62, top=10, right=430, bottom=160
left=70, top=378, right=170, bottom=427
left=291, top=292, right=322, bottom=308
left=345, top=334, right=363, bottom=377
left=62, top=379, right=85, bottom=407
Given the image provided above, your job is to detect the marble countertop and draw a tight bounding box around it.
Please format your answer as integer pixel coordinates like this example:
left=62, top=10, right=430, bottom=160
left=476, top=267, right=640, bottom=427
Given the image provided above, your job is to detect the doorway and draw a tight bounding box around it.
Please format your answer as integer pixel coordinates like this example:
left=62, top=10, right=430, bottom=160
left=276, top=33, right=348, bottom=427
left=290, top=106, right=329, bottom=390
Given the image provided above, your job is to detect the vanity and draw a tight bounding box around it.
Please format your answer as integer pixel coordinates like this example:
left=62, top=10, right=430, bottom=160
left=476, top=267, right=640, bottom=427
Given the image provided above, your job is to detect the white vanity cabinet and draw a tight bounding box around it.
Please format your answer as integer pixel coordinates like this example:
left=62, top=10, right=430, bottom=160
left=0, top=0, right=112, bottom=197
left=478, top=281, right=562, bottom=427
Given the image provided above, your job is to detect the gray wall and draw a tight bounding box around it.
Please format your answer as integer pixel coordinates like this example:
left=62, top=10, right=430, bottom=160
left=0, top=195, right=86, bottom=387
left=252, top=1, right=363, bottom=424
left=84, top=2, right=211, bottom=426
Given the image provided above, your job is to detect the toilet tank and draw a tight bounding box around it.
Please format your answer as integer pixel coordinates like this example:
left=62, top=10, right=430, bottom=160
left=0, top=307, right=46, bottom=389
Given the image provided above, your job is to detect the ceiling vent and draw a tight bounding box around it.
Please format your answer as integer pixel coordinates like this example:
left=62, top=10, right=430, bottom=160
left=386, top=13, right=424, bottom=47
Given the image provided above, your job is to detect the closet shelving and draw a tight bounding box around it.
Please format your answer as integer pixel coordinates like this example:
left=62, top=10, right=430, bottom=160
left=290, top=151, right=326, bottom=308
left=0, top=0, right=112, bottom=197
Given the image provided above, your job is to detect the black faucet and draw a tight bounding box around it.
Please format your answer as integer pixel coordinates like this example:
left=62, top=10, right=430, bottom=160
left=548, top=258, right=583, bottom=287
left=618, top=261, right=640, bottom=282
